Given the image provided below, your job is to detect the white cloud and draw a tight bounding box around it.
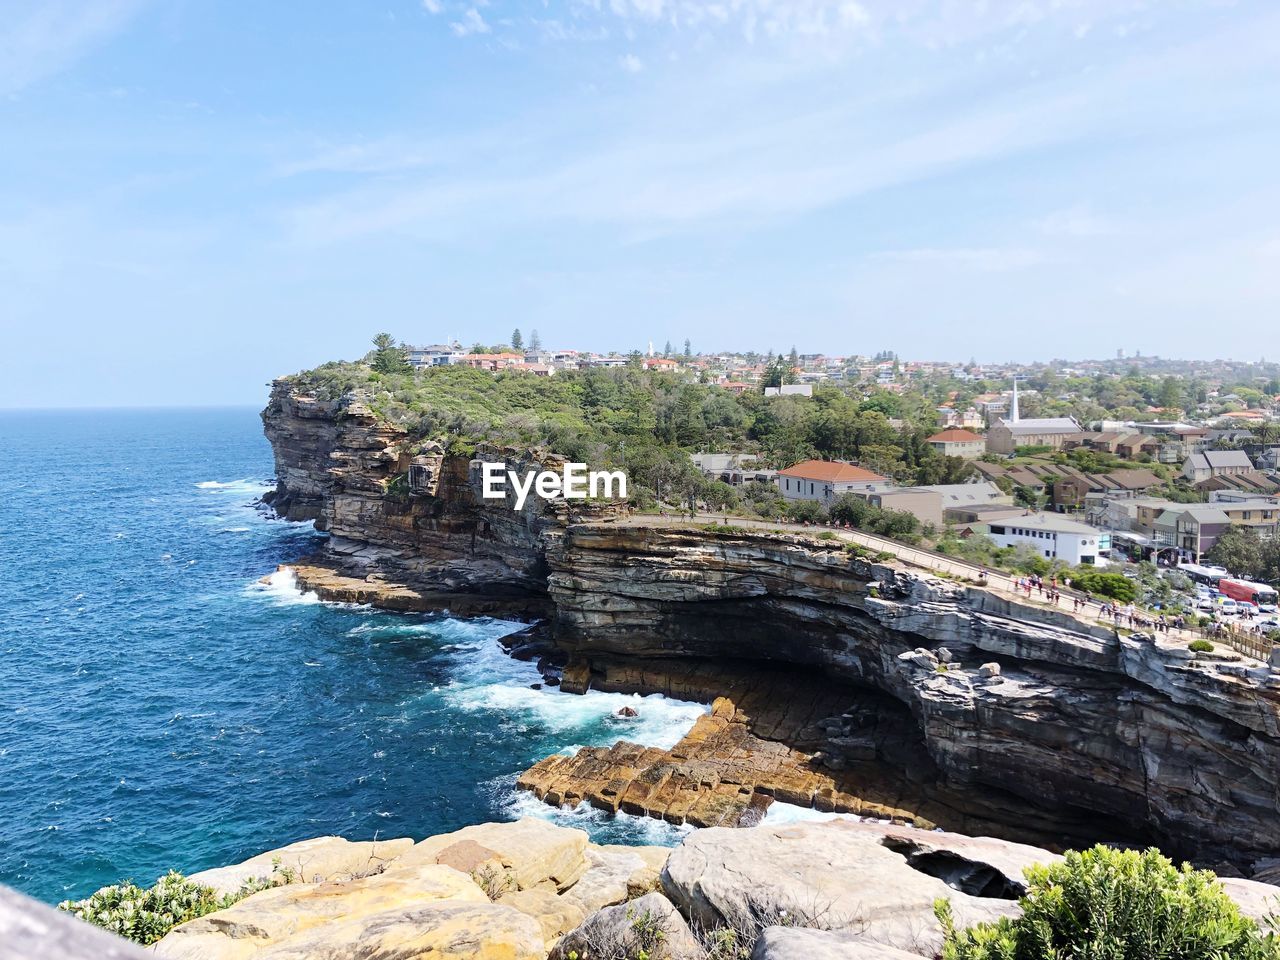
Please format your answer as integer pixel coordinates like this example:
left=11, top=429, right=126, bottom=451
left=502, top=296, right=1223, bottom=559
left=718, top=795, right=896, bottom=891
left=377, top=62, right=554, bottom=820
left=422, top=0, right=444, bottom=13
left=450, top=8, right=490, bottom=36
left=0, top=0, right=145, bottom=97
left=619, top=52, right=643, bottom=72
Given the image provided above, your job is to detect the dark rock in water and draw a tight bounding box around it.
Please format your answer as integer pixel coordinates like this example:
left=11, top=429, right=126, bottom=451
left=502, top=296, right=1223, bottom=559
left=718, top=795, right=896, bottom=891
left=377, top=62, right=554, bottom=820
left=544, top=676, right=561, bottom=687
left=615, top=706, right=639, bottom=718
left=530, top=683, right=543, bottom=690
left=509, top=642, right=544, bottom=662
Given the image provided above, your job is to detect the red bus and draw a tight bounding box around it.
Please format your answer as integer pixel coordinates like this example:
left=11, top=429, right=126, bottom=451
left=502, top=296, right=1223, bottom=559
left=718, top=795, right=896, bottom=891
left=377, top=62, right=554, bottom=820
left=1217, top=579, right=1279, bottom=611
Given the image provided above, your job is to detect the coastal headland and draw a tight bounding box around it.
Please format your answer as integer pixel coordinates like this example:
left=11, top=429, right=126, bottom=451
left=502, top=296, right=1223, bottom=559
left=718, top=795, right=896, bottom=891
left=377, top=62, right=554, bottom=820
left=262, top=379, right=1280, bottom=881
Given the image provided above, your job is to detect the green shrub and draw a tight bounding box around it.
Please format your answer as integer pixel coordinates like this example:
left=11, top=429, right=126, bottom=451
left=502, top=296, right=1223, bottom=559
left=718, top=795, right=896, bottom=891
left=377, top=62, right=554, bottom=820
left=936, top=845, right=1280, bottom=960
left=60, top=862, right=296, bottom=945
left=1070, top=569, right=1139, bottom=603
left=1189, top=639, right=1215, bottom=653
left=59, top=872, right=232, bottom=945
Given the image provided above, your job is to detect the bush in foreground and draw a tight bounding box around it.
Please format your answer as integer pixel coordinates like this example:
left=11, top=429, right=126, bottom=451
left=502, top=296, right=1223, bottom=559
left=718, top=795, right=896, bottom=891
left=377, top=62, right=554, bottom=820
left=60, top=861, right=295, bottom=945
left=936, top=845, right=1279, bottom=960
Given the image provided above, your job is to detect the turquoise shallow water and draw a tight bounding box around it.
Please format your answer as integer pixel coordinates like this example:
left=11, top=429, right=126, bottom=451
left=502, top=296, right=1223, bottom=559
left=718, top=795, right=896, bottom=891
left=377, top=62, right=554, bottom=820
left=0, top=408, right=703, bottom=904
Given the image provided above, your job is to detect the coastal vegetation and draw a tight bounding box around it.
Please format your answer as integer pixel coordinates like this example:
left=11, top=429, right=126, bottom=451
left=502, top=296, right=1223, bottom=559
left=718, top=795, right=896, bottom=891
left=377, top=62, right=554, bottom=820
left=936, top=845, right=1280, bottom=960
left=58, top=861, right=296, bottom=945
left=285, top=351, right=976, bottom=514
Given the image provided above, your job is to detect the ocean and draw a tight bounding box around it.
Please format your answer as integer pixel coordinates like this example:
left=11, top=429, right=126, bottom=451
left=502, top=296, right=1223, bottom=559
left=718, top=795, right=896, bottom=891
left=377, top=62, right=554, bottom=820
left=0, top=407, right=705, bottom=904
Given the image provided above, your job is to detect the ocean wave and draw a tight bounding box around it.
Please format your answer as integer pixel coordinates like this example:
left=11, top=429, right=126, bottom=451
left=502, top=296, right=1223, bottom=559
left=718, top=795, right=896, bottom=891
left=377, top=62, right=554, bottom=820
left=195, top=479, right=273, bottom=495
left=760, top=801, right=889, bottom=827
left=246, top=568, right=321, bottom=606
left=498, top=787, right=694, bottom=847
left=445, top=677, right=707, bottom=750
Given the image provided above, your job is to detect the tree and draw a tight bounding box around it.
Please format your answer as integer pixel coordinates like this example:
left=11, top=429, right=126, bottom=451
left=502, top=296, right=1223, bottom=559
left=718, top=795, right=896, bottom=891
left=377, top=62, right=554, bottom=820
left=663, top=340, right=672, bottom=358
left=683, top=339, right=692, bottom=359
left=511, top=328, right=523, bottom=352
left=1207, top=526, right=1264, bottom=578
left=788, top=345, right=799, bottom=365
left=370, top=333, right=410, bottom=374
left=529, top=329, right=542, bottom=351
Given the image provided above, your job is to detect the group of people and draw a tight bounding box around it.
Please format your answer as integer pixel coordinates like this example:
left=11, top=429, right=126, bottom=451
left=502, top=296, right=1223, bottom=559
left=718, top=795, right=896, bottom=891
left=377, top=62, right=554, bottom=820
left=1010, top=573, right=1065, bottom=605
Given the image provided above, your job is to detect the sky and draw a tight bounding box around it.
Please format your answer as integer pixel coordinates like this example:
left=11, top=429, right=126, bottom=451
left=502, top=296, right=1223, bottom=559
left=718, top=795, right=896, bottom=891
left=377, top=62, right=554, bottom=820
left=1, top=0, right=1279, bottom=408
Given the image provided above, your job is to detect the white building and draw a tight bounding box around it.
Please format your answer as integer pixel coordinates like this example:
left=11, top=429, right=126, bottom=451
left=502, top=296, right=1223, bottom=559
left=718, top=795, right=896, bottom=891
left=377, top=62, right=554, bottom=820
left=763, top=384, right=813, bottom=398
left=407, top=343, right=466, bottom=367
left=983, top=512, right=1105, bottom=566
left=777, top=460, right=889, bottom=504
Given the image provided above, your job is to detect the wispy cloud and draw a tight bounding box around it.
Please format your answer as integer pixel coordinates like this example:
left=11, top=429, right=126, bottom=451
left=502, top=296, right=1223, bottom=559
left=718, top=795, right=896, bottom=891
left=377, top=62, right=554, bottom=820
left=450, top=7, right=491, bottom=37
left=422, top=0, right=444, bottom=13
left=619, top=52, right=643, bottom=73
left=0, top=0, right=145, bottom=96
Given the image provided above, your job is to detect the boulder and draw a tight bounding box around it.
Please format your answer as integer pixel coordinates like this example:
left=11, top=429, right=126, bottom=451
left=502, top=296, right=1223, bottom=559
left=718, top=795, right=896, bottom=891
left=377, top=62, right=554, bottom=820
left=154, top=864, right=487, bottom=960
left=661, top=820, right=1038, bottom=956
left=391, top=818, right=589, bottom=893
left=551, top=892, right=705, bottom=960
left=752, top=928, right=920, bottom=959
left=498, top=887, right=586, bottom=943
left=560, top=844, right=670, bottom=915
left=189, top=836, right=414, bottom=898
left=251, top=901, right=545, bottom=960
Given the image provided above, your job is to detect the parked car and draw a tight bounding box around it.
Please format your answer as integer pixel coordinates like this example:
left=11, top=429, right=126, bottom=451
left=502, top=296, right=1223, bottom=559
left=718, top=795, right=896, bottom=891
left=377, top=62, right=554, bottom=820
left=1217, top=599, right=1239, bottom=616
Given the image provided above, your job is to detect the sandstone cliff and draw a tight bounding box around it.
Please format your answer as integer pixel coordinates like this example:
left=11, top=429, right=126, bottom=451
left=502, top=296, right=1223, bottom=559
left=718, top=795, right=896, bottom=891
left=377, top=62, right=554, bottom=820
left=260, top=380, right=1280, bottom=878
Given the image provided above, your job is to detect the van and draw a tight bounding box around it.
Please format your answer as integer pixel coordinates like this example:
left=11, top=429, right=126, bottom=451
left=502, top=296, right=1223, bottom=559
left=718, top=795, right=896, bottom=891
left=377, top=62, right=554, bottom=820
left=1217, top=598, right=1239, bottom=615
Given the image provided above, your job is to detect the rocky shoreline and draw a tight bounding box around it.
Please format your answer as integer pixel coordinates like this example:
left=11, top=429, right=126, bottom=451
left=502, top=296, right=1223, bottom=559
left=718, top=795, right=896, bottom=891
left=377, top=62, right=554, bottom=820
left=260, top=380, right=1280, bottom=879
left=138, top=817, right=1280, bottom=960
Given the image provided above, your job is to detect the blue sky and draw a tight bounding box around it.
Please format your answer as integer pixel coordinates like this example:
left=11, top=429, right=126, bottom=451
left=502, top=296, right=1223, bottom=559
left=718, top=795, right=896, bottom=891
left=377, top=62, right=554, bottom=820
left=2, top=0, right=1279, bottom=407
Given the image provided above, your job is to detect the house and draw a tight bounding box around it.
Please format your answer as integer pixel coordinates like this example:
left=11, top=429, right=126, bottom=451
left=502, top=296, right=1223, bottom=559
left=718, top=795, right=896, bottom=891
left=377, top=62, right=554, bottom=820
left=719, top=382, right=752, bottom=396
left=983, top=512, right=1105, bottom=565
left=864, top=488, right=944, bottom=527
left=1196, top=471, right=1280, bottom=496
left=985, top=379, right=1082, bottom=454
left=763, top=384, right=813, bottom=398
left=691, top=453, right=777, bottom=487
left=945, top=503, right=1029, bottom=530
left=1182, top=449, right=1253, bottom=483
left=777, top=460, right=888, bottom=504
left=924, top=429, right=986, bottom=459
left=918, top=481, right=1011, bottom=510
left=407, top=343, right=466, bottom=367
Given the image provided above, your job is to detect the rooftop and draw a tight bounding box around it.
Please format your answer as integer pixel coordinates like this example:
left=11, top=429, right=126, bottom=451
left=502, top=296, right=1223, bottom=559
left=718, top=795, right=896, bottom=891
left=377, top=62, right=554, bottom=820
left=779, top=460, right=886, bottom=483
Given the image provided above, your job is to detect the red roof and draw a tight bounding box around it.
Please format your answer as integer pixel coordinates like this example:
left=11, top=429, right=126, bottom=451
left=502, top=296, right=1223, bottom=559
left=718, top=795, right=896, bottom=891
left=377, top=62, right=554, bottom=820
left=778, top=460, right=885, bottom=483
left=926, top=429, right=983, bottom=443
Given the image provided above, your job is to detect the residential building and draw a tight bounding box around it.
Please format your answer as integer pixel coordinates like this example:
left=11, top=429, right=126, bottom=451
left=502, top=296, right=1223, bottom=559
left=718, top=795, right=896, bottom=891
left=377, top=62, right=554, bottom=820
left=924, top=428, right=986, bottom=459
left=691, top=453, right=777, bottom=487
left=1182, top=449, right=1253, bottom=483
left=777, top=460, right=888, bottom=504
left=983, top=513, right=1105, bottom=565
left=763, top=384, right=814, bottom=398
left=407, top=343, right=466, bottom=367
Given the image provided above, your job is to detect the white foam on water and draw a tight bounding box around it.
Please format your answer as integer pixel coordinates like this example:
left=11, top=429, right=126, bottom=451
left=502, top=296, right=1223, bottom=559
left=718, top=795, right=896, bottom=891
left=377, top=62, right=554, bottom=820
left=196, top=479, right=274, bottom=495
left=760, top=801, right=889, bottom=827
left=499, top=787, right=694, bottom=847
left=246, top=568, right=321, bottom=606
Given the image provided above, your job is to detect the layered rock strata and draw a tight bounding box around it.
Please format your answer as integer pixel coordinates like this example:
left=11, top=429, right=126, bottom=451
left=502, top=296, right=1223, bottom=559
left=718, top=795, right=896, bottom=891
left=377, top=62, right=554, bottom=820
left=261, top=381, right=1280, bottom=876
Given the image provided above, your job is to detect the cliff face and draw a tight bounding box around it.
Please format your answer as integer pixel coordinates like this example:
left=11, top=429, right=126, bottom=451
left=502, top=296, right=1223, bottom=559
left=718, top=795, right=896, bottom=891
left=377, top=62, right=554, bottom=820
left=261, top=380, right=620, bottom=617
left=261, top=381, right=1280, bottom=877
left=545, top=524, right=1280, bottom=874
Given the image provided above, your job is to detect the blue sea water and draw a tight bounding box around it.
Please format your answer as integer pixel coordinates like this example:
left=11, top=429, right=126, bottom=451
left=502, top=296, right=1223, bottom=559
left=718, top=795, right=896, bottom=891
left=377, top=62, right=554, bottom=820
left=0, top=407, right=704, bottom=904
